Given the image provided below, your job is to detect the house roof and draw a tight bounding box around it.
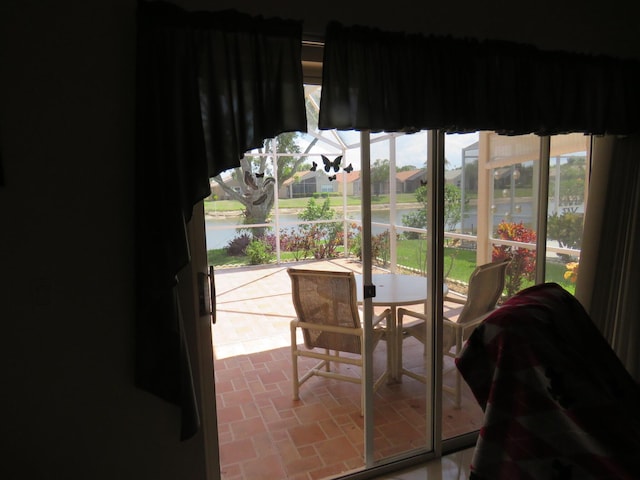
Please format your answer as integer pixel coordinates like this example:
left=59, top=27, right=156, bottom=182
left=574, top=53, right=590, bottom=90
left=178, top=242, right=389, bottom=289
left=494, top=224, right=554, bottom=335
left=334, top=170, right=361, bottom=183
left=281, top=170, right=317, bottom=186
left=445, top=168, right=462, bottom=182
left=396, top=168, right=425, bottom=182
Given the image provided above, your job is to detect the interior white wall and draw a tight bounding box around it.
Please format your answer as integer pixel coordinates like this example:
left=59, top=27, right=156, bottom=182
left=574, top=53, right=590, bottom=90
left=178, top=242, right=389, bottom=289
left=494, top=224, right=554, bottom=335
left=1, top=1, right=638, bottom=479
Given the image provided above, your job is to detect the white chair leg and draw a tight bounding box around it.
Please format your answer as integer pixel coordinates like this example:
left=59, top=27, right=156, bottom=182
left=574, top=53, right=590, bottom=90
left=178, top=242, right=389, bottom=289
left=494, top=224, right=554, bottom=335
left=291, top=323, right=300, bottom=400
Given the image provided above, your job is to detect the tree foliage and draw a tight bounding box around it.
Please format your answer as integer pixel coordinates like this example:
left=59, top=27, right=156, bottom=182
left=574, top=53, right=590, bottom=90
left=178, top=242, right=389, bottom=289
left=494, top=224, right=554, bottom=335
left=371, top=158, right=390, bottom=197
left=547, top=210, right=583, bottom=260
left=401, top=183, right=463, bottom=237
left=295, top=197, right=346, bottom=259
left=211, top=132, right=306, bottom=235
left=297, top=197, right=336, bottom=222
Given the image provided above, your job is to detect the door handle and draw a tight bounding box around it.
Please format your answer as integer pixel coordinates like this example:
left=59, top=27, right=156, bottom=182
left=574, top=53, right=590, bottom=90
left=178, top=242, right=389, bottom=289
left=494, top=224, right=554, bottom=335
left=198, top=265, right=216, bottom=324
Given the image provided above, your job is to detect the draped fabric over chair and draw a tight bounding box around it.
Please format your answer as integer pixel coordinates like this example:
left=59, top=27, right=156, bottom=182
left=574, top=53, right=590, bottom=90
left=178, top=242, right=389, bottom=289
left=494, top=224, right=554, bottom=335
left=135, top=1, right=306, bottom=439
left=456, top=283, right=640, bottom=479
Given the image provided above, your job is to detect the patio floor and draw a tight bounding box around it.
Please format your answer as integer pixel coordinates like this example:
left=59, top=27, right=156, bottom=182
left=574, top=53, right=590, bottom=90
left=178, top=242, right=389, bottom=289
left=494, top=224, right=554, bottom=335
left=211, top=258, right=483, bottom=480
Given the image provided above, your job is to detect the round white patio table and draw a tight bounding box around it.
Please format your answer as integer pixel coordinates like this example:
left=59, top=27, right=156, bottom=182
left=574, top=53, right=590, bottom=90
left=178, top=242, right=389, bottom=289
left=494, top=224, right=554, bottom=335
left=355, top=273, right=447, bottom=382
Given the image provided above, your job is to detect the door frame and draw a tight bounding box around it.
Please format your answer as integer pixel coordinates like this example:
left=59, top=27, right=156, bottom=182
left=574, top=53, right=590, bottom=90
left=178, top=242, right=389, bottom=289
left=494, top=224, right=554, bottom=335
left=179, top=202, right=221, bottom=480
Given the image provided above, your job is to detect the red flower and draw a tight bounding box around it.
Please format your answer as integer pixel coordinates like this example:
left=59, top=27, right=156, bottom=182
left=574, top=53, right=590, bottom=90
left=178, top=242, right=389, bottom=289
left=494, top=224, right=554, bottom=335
left=492, top=221, right=537, bottom=297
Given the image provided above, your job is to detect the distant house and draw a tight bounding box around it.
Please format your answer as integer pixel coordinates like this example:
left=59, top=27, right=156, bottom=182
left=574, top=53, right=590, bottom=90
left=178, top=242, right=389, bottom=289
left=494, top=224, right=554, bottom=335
left=211, top=167, right=460, bottom=200
left=335, top=170, right=361, bottom=196
left=279, top=170, right=336, bottom=198
left=396, top=168, right=426, bottom=193
left=210, top=176, right=242, bottom=200
left=395, top=168, right=463, bottom=194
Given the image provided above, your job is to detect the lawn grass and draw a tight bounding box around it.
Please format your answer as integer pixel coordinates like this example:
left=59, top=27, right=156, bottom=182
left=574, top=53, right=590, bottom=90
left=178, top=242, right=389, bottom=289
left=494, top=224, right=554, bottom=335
left=209, top=240, right=576, bottom=296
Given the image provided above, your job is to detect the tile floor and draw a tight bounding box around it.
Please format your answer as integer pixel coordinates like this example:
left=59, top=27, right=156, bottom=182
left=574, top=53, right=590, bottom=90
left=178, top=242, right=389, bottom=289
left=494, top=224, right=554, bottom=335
left=372, top=448, right=474, bottom=479
left=212, top=259, right=482, bottom=479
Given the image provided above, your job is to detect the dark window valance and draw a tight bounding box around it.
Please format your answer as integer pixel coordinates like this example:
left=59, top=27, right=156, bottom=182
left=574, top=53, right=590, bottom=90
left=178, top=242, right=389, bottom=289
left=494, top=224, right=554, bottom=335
left=318, top=22, right=640, bottom=136
left=135, top=1, right=306, bottom=439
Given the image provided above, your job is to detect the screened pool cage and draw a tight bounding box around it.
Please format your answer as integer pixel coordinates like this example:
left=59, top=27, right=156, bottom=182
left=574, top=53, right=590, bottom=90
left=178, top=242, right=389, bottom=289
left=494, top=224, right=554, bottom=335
left=206, top=84, right=588, bottom=291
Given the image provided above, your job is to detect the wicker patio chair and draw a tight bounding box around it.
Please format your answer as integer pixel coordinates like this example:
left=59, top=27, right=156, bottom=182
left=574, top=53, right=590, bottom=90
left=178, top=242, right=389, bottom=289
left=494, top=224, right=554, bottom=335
left=287, top=268, right=391, bottom=415
left=397, top=258, right=510, bottom=407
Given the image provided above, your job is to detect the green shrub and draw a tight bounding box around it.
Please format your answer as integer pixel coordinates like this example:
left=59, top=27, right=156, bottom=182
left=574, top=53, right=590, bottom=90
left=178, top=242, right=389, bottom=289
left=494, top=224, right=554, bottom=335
left=350, top=229, right=392, bottom=267
left=245, top=239, right=274, bottom=265
left=401, top=183, right=462, bottom=239
left=547, top=210, right=583, bottom=261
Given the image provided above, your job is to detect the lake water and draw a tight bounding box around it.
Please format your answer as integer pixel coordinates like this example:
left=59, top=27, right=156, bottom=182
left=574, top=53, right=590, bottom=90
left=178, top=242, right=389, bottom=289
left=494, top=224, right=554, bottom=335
left=205, top=204, right=535, bottom=250
left=205, top=209, right=415, bottom=250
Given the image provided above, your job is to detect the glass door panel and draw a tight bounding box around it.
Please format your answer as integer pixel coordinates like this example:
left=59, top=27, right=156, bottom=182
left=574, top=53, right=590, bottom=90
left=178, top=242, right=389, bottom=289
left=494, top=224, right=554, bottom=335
left=441, top=133, right=485, bottom=440
left=210, top=85, right=440, bottom=478
left=366, top=131, right=435, bottom=464
left=441, top=132, right=545, bottom=441
left=485, top=133, right=540, bottom=298
left=438, top=132, right=591, bottom=446
left=545, top=134, right=590, bottom=294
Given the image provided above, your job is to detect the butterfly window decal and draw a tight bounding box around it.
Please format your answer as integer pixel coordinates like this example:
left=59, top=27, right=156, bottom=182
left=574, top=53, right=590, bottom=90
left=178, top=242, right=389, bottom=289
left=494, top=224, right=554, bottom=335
left=322, top=155, right=342, bottom=173
left=310, top=155, right=348, bottom=177
left=244, top=170, right=259, bottom=190
left=309, top=155, right=352, bottom=185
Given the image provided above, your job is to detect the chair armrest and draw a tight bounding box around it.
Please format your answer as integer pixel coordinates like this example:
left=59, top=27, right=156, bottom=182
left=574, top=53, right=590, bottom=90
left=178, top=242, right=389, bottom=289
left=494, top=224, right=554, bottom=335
left=442, top=316, right=460, bottom=328
left=372, top=308, right=392, bottom=327
left=398, top=307, right=428, bottom=327
left=398, top=308, right=428, bottom=320
left=444, top=291, right=467, bottom=305
left=443, top=309, right=494, bottom=332
left=462, top=309, right=496, bottom=332
left=292, top=319, right=364, bottom=337
left=357, top=308, right=392, bottom=327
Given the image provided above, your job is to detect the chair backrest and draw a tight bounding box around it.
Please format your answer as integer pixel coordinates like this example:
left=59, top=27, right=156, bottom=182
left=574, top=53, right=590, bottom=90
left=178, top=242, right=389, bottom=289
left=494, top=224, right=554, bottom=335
left=287, top=268, right=362, bottom=354
left=457, top=258, right=510, bottom=326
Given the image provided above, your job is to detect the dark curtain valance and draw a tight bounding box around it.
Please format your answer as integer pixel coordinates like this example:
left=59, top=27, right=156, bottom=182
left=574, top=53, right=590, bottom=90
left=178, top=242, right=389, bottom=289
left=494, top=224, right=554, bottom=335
left=319, top=22, right=640, bottom=136
left=135, top=1, right=306, bottom=439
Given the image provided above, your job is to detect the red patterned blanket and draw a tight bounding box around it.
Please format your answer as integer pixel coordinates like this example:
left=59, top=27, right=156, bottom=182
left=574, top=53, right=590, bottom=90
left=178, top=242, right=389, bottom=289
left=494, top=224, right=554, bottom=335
left=456, top=282, right=640, bottom=479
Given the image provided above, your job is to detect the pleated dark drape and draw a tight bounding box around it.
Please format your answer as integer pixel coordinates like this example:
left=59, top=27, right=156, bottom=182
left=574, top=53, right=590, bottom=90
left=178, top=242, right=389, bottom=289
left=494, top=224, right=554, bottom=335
left=590, top=135, right=640, bottom=380
left=136, top=1, right=306, bottom=439
left=319, top=22, right=640, bottom=135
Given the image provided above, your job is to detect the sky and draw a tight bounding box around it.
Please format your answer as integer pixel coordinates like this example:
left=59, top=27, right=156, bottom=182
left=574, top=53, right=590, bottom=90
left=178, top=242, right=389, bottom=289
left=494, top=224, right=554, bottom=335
left=301, top=130, right=478, bottom=171
left=219, top=130, right=480, bottom=181
left=298, top=85, right=479, bottom=171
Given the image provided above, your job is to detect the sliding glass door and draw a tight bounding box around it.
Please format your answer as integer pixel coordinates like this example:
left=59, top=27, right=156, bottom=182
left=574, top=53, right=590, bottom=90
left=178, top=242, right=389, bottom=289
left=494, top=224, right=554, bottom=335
left=207, top=83, right=593, bottom=477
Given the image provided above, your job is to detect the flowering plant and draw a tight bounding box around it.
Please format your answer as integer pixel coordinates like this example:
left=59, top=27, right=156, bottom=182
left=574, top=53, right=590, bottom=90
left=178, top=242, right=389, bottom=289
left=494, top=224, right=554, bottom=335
left=492, top=221, right=537, bottom=297
left=564, top=262, right=579, bottom=283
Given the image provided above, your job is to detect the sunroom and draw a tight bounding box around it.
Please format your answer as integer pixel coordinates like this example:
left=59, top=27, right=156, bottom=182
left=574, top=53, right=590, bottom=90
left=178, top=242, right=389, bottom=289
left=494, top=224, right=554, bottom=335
left=136, top=4, right=640, bottom=480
